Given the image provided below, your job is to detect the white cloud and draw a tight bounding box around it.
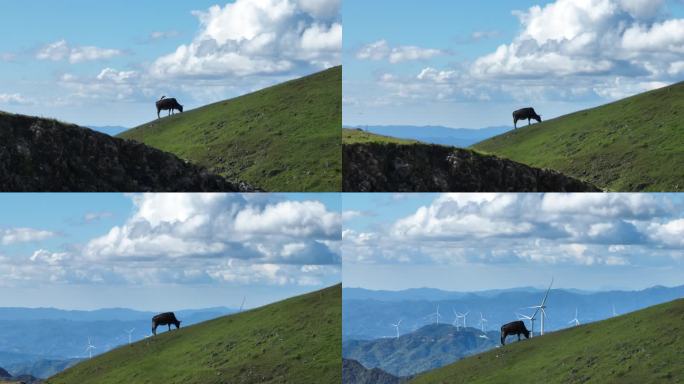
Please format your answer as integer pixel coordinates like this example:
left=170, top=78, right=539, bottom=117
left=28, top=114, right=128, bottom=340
left=296, top=0, right=340, bottom=19
left=648, top=219, right=684, bottom=248
left=356, top=39, right=443, bottom=63
left=1, top=228, right=56, bottom=245
left=373, top=0, right=684, bottom=107
left=343, top=193, right=682, bottom=267
left=0, top=93, right=31, bottom=105
left=150, top=30, right=180, bottom=40
left=8, top=194, right=340, bottom=287
left=150, top=0, right=341, bottom=79
left=473, top=0, right=684, bottom=79
left=37, top=40, right=122, bottom=63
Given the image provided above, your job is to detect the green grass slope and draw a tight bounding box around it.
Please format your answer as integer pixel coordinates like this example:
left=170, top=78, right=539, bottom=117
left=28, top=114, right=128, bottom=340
left=473, top=82, right=684, bottom=192
left=411, top=299, right=684, bottom=384
left=47, top=284, right=341, bottom=384
left=343, top=128, right=419, bottom=145
left=119, top=67, right=342, bottom=192
left=474, top=82, right=684, bottom=191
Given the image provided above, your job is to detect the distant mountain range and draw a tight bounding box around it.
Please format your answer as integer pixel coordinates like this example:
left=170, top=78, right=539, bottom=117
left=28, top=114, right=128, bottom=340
left=350, top=125, right=513, bottom=148
left=343, top=285, right=684, bottom=340
left=343, top=358, right=407, bottom=384
left=343, top=324, right=498, bottom=377
left=87, top=126, right=129, bottom=136
left=0, top=306, right=236, bottom=378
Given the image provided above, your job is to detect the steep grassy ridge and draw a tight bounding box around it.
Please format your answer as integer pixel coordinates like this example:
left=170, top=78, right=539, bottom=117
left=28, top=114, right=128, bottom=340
left=411, top=299, right=684, bottom=384
left=120, top=67, right=342, bottom=192
left=474, top=82, right=684, bottom=191
left=48, top=285, right=341, bottom=384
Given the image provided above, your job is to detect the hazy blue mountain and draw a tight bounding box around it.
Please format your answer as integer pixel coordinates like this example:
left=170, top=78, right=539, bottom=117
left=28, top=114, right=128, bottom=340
left=343, top=285, right=684, bottom=340
left=87, top=126, right=129, bottom=136
left=343, top=324, right=498, bottom=376
left=343, top=287, right=541, bottom=302
left=351, top=125, right=513, bottom=148
left=6, top=357, right=81, bottom=379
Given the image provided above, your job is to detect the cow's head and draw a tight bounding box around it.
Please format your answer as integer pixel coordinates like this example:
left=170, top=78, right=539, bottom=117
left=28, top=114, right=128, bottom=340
left=523, top=328, right=530, bottom=339
left=534, top=114, right=542, bottom=123
left=176, top=320, right=182, bottom=328
left=179, top=105, right=184, bottom=113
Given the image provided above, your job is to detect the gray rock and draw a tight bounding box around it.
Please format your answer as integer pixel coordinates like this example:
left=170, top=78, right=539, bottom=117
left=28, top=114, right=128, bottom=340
left=0, top=112, right=257, bottom=192
left=343, top=143, right=601, bottom=192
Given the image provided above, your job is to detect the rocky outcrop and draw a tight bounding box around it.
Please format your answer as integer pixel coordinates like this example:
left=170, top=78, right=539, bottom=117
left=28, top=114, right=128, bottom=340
left=343, top=143, right=601, bottom=192
left=343, top=359, right=407, bottom=384
left=0, top=112, right=256, bottom=192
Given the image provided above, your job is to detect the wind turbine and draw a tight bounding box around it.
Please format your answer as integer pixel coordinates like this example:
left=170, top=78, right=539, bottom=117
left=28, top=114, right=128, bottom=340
left=240, top=296, right=246, bottom=312
left=568, top=308, right=580, bottom=327
left=126, top=328, right=135, bottom=345
left=612, top=304, right=618, bottom=317
left=516, top=312, right=536, bottom=337
left=85, top=337, right=96, bottom=359
left=390, top=319, right=402, bottom=339
left=452, top=308, right=461, bottom=331
left=460, top=311, right=470, bottom=328
left=528, top=278, right=553, bottom=336
left=479, top=312, right=488, bottom=333
left=430, top=304, right=442, bottom=324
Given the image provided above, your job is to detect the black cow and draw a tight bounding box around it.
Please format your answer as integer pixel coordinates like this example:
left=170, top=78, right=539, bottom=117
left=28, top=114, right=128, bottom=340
left=156, top=96, right=183, bottom=119
left=500, top=320, right=530, bottom=345
left=152, top=312, right=181, bottom=336
left=513, top=107, right=542, bottom=129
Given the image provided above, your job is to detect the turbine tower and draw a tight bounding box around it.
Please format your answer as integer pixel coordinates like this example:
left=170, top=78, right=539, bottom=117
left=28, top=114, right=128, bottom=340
left=430, top=304, right=442, bottom=324
left=568, top=308, right=580, bottom=327
left=452, top=308, right=461, bottom=331
left=479, top=312, right=488, bottom=332
left=516, top=312, right=536, bottom=337
left=390, top=319, right=402, bottom=339
left=85, top=337, right=96, bottom=359
left=612, top=304, right=618, bottom=317
left=529, top=278, right=553, bottom=336
left=461, top=311, right=470, bottom=328
left=240, top=296, right=246, bottom=312
left=126, top=328, right=135, bottom=345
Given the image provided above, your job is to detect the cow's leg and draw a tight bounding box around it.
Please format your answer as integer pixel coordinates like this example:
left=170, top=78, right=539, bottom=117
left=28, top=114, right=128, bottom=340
left=168, top=324, right=171, bottom=331
left=152, top=324, right=157, bottom=336
left=528, top=118, right=531, bottom=126
left=518, top=333, right=521, bottom=341
left=157, top=109, right=161, bottom=119
left=513, top=118, right=517, bottom=129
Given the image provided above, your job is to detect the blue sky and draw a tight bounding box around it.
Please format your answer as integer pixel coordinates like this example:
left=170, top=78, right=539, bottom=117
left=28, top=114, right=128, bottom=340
left=0, top=193, right=341, bottom=310
left=0, top=0, right=341, bottom=126
left=343, top=193, right=684, bottom=291
left=343, top=0, right=684, bottom=128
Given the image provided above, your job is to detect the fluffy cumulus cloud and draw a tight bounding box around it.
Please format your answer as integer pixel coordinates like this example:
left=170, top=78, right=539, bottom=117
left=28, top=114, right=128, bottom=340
left=150, top=0, right=341, bottom=79
left=12, top=194, right=340, bottom=287
left=472, top=0, right=684, bottom=80
left=356, top=40, right=443, bottom=63
left=36, top=40, right=122, bottom=63
left=1, top=228, right=56, bottom=245
left=368, top=0, right=684, bottom=105
left=343, top=194, right=684, bottom=267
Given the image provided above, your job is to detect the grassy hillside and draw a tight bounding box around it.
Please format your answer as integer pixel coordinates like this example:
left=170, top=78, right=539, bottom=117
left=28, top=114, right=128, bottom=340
left=343, top=128, right=419, bottom=145
left=411, top=299, right=684, bottom=384
left=119, top=67, right=342, bottom=192
left=47, top=285, right=341, bottom=384
left=474, top=82, right=684, bottom=191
